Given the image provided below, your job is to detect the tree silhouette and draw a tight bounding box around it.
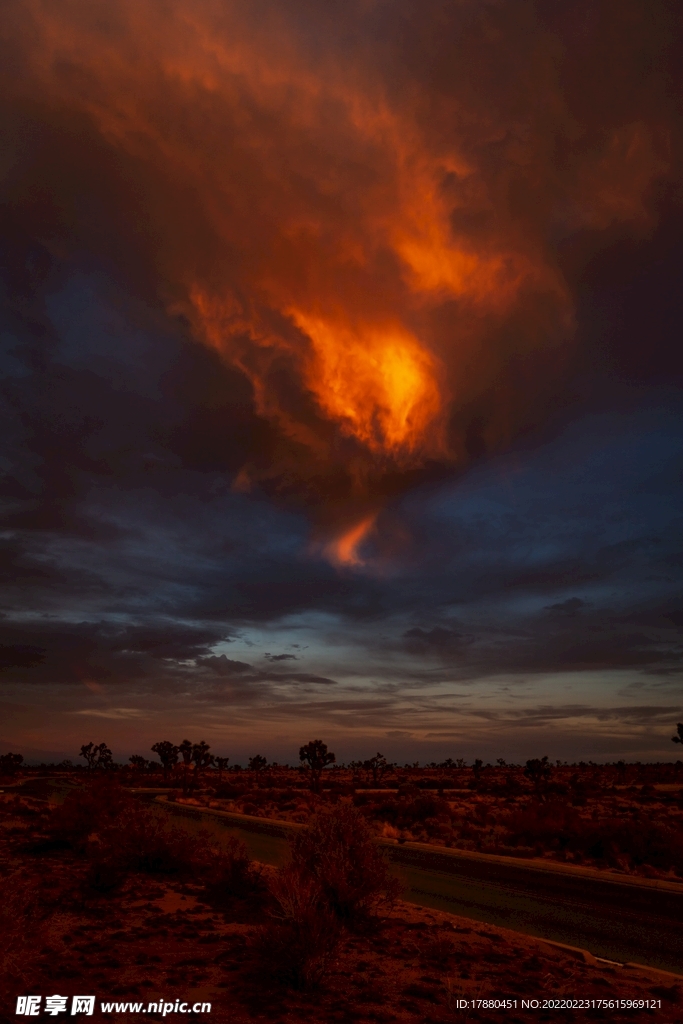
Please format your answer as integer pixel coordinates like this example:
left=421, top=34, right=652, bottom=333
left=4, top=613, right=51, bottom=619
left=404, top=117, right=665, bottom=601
left=151, top=741, right=179, bottom=779
left=299, top=739, right=336, bottom=793
left=363, top=752, right=391, bottom=786
left=179, top=739, right=193, bottom=795
left=128, top=755, right=149, bottom=770
left=672, top=723, right=683, bottom=745
left=79, top=742, right=113, bottom=769
left=0, top=752, right=23, bottom=776
left=524, top=755, right=552, bottom=797
left=248, top=754, right=268, bottom=771
left=214, top=756, right=230, bottom=782
left=190, top=740, right=213, bottom=791
left=98, top=744, right=113, bottom=768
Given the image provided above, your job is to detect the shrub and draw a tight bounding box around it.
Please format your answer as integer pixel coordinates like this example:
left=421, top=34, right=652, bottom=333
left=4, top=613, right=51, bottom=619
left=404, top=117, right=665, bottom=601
left=215, top=783, right=245, bottom=799
left=48, top=780, right=213, bottom=890
left=366, top=797, right=400, bottom=824
left=289, top=804, right=401, bottom=925
left=242, top=789, right=271, bottom=807
left=500, top=801, right=683, bottom=874
left=502, top=800, right=580, bottom=852
left=202, top=836, right=266, bottom=907
left=48, top=776, right=132, bottom=850
left=257, top=865, right=341, bottom=989
left=579, top=818, right=683, bottom=873
left=85, top=804, right=198, bottom=890
left=395, top=795, right=452, bottom=830
left=1, top=795, right=43, bottom=818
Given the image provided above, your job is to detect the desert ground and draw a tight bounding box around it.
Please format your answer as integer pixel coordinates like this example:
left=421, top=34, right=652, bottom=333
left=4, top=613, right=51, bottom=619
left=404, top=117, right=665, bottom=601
left=152, top=759, right=683, bottom=882
left=1, top=769, right=681, bottom=1023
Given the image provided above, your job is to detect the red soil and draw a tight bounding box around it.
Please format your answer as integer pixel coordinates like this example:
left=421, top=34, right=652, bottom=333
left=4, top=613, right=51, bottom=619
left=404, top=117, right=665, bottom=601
left=1, top=790, right=680, bottom=1024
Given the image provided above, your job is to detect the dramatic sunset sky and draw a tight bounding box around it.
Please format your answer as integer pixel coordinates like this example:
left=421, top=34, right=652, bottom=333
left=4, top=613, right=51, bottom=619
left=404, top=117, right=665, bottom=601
left=1, top=0, right=682, bottom=764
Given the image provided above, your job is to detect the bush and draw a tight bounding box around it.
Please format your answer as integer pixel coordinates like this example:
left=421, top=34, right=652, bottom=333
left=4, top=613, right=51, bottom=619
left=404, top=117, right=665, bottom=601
left=0, top=795, right=43, bottom=818
left=85, top=804, right=198, bottom=890
left=289, top=804, right=401, bottom=925
left=580, top=818, right=683, bottom=873
left=502, top=801, right=580, bottom=852
left=48, top=777, right=132, bottom=850
left=366, top=797, right=400, bottom=824
left=257, top=865, right=341, bottom=989
left=255, top=805, right=401, bottom=990
left=215, top=782, right=247, bottom=799
left=407, top=795, right=452, bottom=821
left=500, top=801, right=683, bottom=874
left=202, top=836, right=266, bottom=907
left=48, top=780, right=220, bottom=891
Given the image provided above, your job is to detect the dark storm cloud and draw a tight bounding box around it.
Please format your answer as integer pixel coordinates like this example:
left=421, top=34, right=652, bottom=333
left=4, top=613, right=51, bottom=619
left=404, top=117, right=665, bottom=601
left=393, top=597, right=683, bottom=682
left=403, top=626, right=464, bottom=648
left=545, top=598, right=586, bottom=615
left=0, top=644, right=45, bottom=669
left=0, top=612, right=340, bottom=699
left=0, top=617, right=233, bottom=686
left=198, top=653, right=335, bottom=686
left=502, top=705, right=681, bottom=726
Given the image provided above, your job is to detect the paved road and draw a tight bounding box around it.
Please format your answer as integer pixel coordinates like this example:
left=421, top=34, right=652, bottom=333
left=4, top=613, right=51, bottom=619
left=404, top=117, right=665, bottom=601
left=388, top=844, right=683, bottom=973
left=156, top=799, right=683, bottom=975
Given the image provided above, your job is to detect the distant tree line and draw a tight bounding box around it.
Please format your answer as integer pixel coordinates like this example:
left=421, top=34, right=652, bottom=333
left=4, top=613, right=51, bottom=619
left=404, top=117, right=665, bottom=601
left=2, top=722, right=683, bottom=785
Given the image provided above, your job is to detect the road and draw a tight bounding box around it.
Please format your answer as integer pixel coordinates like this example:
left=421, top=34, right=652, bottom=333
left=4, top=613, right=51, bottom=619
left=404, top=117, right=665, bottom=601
left=155, top=798, right=683, bottom=975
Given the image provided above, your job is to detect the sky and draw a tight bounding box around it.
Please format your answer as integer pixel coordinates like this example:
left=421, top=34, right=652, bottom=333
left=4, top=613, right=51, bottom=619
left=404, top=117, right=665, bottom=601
left=1, top=0, right=682, bottom=765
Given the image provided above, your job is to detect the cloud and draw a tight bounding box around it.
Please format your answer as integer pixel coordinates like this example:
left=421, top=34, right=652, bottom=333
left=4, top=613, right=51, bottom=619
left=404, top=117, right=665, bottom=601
left=71, top=707, right=147, bottom=719
left=545, top=598, right=586, bottom=615
left=1, top=0, right=679, bottom=555
left=198, top=655, right=252, bottom=676
left=0, top=645, right=45, bottom=669
left=500, top=704, right=683, bottom=727
left=196, top=654, right=336, bottom=687
left=403, top=626, right=463, bottom=647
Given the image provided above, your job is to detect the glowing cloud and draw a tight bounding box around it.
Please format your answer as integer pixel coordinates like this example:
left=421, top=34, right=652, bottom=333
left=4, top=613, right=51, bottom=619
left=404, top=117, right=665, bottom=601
left=2, top=0, right=673, bottom=551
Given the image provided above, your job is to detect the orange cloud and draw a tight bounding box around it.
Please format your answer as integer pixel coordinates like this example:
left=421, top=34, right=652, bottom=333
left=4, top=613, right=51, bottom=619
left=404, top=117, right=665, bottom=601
left=3, top=0, right=673, bottom=547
